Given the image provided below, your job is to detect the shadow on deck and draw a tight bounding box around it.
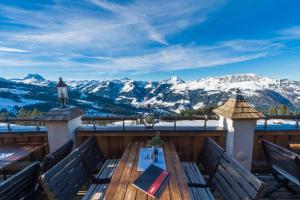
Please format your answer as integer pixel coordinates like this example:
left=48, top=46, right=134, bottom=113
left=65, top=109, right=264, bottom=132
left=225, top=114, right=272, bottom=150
left=213, top=175, right=300, bottom=200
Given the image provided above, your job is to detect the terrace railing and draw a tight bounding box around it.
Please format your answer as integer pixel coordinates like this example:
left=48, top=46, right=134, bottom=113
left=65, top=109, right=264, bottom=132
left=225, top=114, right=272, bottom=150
left=259, top=115, right=300, bottom=129
left=0, top=117, right=45, bottom=132
left=80, top=115, right=219, bottom=130
left=1, top=114, right=299, bottom=132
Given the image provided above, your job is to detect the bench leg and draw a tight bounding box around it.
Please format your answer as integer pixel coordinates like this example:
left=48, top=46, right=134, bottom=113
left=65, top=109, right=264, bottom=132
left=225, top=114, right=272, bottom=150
left=273, top=172, right=298, bottom=195
left=263, top=173, right=298, bottom=197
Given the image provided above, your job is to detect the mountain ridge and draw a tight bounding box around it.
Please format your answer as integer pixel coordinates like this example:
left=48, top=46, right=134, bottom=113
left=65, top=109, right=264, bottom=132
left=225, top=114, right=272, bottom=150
left=1, top=73, right=299, bottom=115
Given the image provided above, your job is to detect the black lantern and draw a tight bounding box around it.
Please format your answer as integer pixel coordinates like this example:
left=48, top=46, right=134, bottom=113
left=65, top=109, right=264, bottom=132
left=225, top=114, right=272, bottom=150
left=141, top=104, right=159, bottom=129
left=56, top=77, right=68, bottom=108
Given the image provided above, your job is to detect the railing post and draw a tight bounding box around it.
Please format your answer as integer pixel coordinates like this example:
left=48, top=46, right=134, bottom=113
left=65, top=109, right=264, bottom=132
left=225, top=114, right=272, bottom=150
left=35, top=118, right=40, bottom=131
left=264, top=118, right=268, bottom=129
left=122, top=117, right=125, bottom=130
left=174, top=117, right=177, bottom=130
left=204, top=115, right=208, bottom=129
left=6, top=118, right=11, bottom=131
left=93, top=117, right=96, bottom=130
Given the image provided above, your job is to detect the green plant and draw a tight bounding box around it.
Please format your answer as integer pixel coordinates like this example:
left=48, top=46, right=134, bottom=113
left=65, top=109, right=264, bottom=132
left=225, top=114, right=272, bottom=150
left=148, top=132, right=164, bottom=147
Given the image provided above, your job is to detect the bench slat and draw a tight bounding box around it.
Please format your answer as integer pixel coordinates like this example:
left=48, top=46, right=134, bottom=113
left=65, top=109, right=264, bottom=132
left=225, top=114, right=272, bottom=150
left=212, top=152, right=263, bottom=200
left=0, top=162, right=41, bottom=200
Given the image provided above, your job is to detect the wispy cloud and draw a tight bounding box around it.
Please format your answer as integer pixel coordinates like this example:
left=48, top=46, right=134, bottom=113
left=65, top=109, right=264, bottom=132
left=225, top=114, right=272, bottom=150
left=0, top=46, right=29, bottom=53
left=278, top=26, right=300, bottom=39
left=0, top=0, right=295, bottom=79
left=0, top=38, right=279, bottom=79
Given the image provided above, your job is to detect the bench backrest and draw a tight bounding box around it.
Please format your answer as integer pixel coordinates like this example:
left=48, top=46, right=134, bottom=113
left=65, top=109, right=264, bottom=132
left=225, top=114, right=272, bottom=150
left=212, top=152, right=263, bottom=200
left=77, top=136, right=104, bottom=172
left=40, top=149, right=88, bottom=200
left=198, top=137, right=225, bottom=175
left=260, top=139, right=300, bottom=182
left=42, top=140, right=74, bottom=172
left=0, top=162, right=41, bottom=200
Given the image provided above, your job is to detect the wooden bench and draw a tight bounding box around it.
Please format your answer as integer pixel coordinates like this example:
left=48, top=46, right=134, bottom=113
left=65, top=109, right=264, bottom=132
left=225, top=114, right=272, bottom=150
left=41, top=140, right=74, bottom=173
left=182, top=137, right=224, bottom=200
left=261, top=139, right=300, bottom=196
left=82, top=184, right=108, bottom=200
left=77, top=136, right=120, bottom=183
left=182, top=137, right=224, bottom=186
left=0, top=161, right=41, bottom=200
left=211, top=152, right=264, bottom=200
left=40, top=148, right=108, bottom=200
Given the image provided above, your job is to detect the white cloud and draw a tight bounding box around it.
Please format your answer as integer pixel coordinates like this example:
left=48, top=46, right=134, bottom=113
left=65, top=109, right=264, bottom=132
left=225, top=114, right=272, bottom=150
left=278, top=26, right=300, bottom=39
left=0, top=0, right=288, bottom=79
left=0, top=46, right=29, bottom=53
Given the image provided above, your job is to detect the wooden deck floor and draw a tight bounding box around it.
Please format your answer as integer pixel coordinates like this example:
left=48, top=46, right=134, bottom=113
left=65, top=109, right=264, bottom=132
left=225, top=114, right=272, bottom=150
left=3, top=174, right=300, bottom=199
left=213, top=175, right=300, bottom=200
left=256, top=175, right=300, bottom=200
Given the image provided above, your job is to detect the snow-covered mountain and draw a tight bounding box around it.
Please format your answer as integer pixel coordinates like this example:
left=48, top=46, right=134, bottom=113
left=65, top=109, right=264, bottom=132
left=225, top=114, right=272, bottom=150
left=1, top=73, right=300, bottom=115
left=10, top=74, right=53, bottom=86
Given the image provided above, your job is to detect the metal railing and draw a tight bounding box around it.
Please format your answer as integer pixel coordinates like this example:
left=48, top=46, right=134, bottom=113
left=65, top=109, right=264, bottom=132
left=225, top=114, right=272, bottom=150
left=1, top=114, right=300, bottom=131
left=81, top=115, right=219, bottom=130
left=0, top=117, right=44, bottom=131
left=260, top=115, right=300, bottom=129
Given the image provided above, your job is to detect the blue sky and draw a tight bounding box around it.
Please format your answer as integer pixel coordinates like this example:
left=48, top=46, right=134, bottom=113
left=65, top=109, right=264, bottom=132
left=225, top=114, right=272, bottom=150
left=1, top=0, right=300, bottom=81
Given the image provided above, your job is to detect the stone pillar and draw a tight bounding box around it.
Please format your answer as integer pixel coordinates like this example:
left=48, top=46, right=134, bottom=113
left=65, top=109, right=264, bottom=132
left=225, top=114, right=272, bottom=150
left=222, top=118, right=257, bottom=170
left=42, top=107, right=83, bottom=153
left=213, top=91, right=263, bottom=170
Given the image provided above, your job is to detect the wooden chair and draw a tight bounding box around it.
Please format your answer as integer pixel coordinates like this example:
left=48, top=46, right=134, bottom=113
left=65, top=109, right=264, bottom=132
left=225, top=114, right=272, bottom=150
left=211, top=152, right=264, bottom=200
left=182, top=137, right=225, bottom=187
left=40, top=149, right=108, bottom=200
left=77, top=136, right=120, bottom=183
left=0, top=161, right=41, bottom=200
left=260, top=139, right=300, bottom=196
left=41, top=140, right=74, bottom=173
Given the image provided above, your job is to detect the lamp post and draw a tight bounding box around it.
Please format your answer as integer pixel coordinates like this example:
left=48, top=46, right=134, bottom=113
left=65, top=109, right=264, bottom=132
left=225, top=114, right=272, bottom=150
left=56, top=77, right=68, bottom=109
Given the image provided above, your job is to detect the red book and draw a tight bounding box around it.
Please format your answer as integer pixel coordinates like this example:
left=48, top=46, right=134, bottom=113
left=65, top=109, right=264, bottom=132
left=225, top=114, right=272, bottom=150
left=133, top=164, right=170, bottom=199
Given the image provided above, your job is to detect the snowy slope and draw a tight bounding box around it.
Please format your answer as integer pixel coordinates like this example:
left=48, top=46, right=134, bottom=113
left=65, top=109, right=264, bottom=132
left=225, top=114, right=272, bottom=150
left=5, top=73, right=300, bottom=114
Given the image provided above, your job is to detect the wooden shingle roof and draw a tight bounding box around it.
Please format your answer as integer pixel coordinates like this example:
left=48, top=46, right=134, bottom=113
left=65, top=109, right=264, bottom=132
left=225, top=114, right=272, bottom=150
left=213, top=91, right=264, bottom=120
left=42, top=106, right=84, bottom=121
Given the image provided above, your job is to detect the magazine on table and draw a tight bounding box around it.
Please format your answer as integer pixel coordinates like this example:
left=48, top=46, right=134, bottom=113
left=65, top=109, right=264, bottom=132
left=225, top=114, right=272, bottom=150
left=133, top=164, right=170, bottom=199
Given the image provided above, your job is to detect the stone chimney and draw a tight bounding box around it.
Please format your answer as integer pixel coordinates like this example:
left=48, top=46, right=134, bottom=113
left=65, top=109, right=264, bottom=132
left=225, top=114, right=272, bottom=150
left=42, top=107, right=83, bottom=152
left=213, top=90, right=264, bottom=170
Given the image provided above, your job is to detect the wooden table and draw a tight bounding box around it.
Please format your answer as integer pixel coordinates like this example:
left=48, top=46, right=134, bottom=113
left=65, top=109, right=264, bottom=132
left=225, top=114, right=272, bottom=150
left=288, top=142, right=300, bottom=154
left=0, top=143, right=47, bottom=179
left=104, top=141, right=191, bottom=200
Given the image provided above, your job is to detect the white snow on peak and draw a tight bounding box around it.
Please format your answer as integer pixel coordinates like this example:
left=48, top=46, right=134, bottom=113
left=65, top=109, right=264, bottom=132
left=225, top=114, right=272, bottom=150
left=163, top=76, right=185, bottom=84
left=121, top=81, right=135, bottom=93
left=10, top=74, right=50, bottom=86
left=171, top=74, right=278, bottom=92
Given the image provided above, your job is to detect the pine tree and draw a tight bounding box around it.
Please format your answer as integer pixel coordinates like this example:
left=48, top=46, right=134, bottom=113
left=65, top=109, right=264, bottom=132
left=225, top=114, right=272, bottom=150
left=0, top=112, right=9, bottom=119
left=17, top=108, right=30, bottom=118
left=30, top=108, right=42, bottom=118
left=268, top=106, right=278, bottom=115
left=278, top=105, right=288, bottom=115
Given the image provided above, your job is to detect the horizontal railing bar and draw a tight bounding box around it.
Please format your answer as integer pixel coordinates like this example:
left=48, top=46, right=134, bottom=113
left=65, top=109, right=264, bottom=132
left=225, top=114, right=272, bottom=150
left=0, top=114, right=299, bottom=124
left=262, top=115, right=300, bottom=120
left=81, top=115, right=219, bottom=121
left=0, top=118, right=43, bottom=122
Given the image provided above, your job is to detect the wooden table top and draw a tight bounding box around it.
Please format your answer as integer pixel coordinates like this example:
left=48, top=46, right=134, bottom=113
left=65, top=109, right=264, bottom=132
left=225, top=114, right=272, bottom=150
left=288, top=142, right=300, bottom=154
left=104, top=141, right=191, bottom=200
left=0, top=143, right=47, bottom=169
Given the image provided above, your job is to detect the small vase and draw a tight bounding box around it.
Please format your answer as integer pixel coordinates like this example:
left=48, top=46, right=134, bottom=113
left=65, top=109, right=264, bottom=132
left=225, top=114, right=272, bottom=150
left=152, top=146, right=159, bottom=163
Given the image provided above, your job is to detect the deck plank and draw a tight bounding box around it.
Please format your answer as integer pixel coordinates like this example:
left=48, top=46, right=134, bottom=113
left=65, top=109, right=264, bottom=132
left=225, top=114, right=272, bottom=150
left=113, top=142, right=139, bottom=200
left=103, top=141, right=190, bottom=200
